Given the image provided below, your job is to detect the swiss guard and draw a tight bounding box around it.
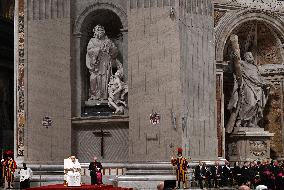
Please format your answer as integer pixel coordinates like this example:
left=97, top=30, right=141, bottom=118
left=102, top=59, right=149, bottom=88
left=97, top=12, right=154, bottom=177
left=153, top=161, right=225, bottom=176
left=3, top=151, right=16, bottom=189
left=171, top=147, right=188, bottom=189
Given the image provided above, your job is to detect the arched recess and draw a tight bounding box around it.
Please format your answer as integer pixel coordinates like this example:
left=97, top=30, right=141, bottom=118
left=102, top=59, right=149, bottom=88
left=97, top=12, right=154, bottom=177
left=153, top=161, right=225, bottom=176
left=74, top=2, right=127, bottom=35
left=216, top=10, right=284, bottom=160
left=72, top=2, right=128, bottom=116
left=215, top=9, right=284, bottom=62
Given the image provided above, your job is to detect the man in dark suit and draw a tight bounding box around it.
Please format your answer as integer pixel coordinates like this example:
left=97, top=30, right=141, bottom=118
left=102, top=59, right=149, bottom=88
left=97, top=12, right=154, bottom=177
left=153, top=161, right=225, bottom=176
left=194, top=161, right=204, bottom=189
left=211, top=161, right=222, bottom=188
left=241, top=162, right=250, bottom=186
left=203, top=162, right=212, bottom=188
left=222, top=160, right=232, bottom=187
left=88, top=156, right=103, bottom=185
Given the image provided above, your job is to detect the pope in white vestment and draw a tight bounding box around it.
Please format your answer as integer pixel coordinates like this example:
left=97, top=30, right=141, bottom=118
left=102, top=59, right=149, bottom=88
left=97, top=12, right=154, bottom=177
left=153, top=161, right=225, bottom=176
left=64, top=156, right=81, bottom=186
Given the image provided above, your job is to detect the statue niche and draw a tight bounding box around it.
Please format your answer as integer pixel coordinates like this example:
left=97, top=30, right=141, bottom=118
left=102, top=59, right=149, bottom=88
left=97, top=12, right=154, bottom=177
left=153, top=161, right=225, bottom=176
left=226, top=34, right=270, bottom=133
left=85, top=25, right=127, bottom=114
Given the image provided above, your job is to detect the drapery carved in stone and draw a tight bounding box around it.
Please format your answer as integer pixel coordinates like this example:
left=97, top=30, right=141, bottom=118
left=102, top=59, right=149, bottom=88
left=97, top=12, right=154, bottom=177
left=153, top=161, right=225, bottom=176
left=226, top=35, right=270, bottom=133
left=85, top=25, right=123, bottom=106
left=85, top=25, right=128, bottom=114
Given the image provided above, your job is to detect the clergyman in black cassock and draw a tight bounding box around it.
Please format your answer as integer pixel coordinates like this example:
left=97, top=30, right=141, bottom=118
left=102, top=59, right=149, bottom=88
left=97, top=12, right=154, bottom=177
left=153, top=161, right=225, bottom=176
left=89, top=157, right=103, bottom=185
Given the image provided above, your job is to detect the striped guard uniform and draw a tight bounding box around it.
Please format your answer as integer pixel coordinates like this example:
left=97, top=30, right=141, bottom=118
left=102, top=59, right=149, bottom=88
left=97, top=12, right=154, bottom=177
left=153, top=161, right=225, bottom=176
left=171, top=156, right=188, bottom=182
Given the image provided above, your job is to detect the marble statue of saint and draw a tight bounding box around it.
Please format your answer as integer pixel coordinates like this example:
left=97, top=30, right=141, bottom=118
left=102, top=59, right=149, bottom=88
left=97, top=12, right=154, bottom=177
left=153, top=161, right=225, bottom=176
left=86, top=25, right=122, bottom=104
left=108, top=70, right=128, bottom=114
left=226, top=35, right=269, bottom=133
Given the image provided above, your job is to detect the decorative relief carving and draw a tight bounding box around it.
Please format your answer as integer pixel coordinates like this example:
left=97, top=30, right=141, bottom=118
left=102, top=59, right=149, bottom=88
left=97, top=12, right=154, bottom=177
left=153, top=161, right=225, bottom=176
left=249, top=141, right=268, bottom=156
left=214, top=0, right=284, bottom=12
left=259, top=65, right=284, bottom=76
left=228, top=142, right=238, bottom=156
left=214, top=10, right=226, bottom=27
left=17, top=0, right=25, bottom=157
left=171, top=110, right=177, bottom=130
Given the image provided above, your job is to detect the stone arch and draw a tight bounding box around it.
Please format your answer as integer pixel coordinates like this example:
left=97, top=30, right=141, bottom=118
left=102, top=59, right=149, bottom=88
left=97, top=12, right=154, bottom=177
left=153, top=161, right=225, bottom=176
left=74, top=2, right=127, bottom=35
left=215, top=9, right=284, bottom=62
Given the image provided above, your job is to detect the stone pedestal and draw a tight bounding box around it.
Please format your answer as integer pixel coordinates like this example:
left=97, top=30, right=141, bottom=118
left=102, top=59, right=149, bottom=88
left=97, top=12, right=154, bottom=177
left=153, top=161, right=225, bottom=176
left=82, top=103, right=114, bottom=117
left=227, top=127, right=274, bottom=162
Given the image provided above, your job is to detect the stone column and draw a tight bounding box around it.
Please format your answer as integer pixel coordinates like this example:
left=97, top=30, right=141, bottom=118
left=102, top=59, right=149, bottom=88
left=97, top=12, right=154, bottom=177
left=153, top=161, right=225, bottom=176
left=121, top=28, right=128, bottom=81
left=280, top=79, right=284, bottom=158
left=73, top=32, right=82, bottom=117
left=216, top=66, right=225, bottom=158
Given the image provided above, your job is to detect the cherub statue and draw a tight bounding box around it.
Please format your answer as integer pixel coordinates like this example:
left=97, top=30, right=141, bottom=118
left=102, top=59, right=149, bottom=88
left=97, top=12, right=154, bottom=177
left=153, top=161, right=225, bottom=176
left=108, top=70, right=128, bottom=114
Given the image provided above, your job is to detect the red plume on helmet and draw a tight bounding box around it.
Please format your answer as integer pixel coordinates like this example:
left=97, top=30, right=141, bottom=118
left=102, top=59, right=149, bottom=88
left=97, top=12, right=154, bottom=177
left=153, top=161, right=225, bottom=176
left=177, top=147, right=183, bottom=154
left=3, top=150, right=13, bottom=158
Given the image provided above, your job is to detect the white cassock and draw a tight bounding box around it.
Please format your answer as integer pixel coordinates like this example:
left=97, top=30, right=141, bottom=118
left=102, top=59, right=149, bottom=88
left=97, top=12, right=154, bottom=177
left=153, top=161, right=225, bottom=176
left=64, top=159, right=81, bottom=186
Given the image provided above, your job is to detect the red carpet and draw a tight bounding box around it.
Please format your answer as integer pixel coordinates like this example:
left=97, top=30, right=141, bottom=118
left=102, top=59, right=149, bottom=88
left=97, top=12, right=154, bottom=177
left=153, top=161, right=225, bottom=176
left=27, top=184, right=133, bottom=190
